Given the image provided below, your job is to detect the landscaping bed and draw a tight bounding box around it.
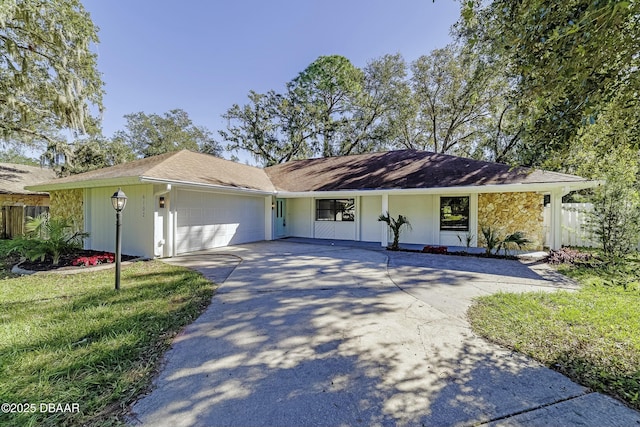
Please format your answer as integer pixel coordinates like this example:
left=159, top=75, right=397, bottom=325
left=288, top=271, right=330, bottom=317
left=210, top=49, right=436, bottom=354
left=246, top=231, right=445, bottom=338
left=14, top=249, right=139, bottom=272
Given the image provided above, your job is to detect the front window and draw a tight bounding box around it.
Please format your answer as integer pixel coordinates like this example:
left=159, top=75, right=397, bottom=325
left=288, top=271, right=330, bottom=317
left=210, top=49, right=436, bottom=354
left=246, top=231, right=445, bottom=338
left=440, top=196, right=469, bottom=231
left=315, top=199, right=355, bottom=222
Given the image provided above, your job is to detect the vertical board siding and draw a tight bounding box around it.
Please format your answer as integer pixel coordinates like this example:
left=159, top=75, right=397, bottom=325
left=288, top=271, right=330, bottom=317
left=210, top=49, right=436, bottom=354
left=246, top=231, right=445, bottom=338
left=543, top=203, right=599, bottom=248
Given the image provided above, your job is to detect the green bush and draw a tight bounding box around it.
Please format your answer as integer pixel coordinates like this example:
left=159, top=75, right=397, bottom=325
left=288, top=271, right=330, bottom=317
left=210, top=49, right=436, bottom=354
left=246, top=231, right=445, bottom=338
left=378, top=212, right=411, bottom=251
left=8, top=214, right=89, bottom=265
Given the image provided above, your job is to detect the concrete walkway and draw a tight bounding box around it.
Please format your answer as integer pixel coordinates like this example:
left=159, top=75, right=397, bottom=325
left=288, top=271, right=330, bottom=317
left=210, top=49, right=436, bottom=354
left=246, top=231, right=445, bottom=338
left=130, top=241, right=640, bottom=427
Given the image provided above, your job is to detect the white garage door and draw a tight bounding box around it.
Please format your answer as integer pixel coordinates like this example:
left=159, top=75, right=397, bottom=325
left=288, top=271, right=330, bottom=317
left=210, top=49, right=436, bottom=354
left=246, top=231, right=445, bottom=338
left=176, top=190, right=265, bottom=254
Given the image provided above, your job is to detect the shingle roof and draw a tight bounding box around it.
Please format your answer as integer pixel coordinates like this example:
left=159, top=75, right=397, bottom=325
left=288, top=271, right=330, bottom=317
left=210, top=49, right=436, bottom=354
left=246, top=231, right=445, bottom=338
left=0, top=162, right=57, bottom=195
left=29, top=149, right=595, bottom=194
left=265, top=150, right=591, bottom=192
left=30, top=150, right=276, bottom=192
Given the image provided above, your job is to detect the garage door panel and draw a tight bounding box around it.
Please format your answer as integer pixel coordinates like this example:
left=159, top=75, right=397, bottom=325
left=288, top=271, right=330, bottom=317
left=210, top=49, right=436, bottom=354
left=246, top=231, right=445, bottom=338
left=176, top=190, right=265, bottom=254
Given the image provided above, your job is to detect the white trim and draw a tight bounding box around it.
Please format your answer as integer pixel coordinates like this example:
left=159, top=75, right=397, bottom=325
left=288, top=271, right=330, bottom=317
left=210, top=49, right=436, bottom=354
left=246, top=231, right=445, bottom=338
left=275, top=181, right=602, bottom=198
left=140, top=177, right=275, bottom=196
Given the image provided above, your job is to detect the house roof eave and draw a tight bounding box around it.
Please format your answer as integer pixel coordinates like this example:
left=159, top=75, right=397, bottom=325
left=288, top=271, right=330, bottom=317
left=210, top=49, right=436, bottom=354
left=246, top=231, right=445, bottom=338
left=25, top=176, right=144, bottom=192
left=274, top=180, right=603, bottom=198
left=139, top=177, right=276, bottom=196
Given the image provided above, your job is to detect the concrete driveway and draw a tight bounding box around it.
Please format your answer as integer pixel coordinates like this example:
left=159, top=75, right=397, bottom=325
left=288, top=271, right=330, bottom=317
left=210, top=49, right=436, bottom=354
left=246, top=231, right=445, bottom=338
left=130, top=241, right=640, bottom=427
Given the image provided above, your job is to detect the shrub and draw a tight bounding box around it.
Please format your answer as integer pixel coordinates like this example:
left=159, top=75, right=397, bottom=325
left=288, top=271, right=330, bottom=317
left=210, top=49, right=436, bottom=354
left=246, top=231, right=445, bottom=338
left=545, top=247, right=598, bottom=265
left=378, top=212, right=411, bottom=251
left=480, top=226, right=531, bottom=256
left=10, top=214, right=89, bottom=265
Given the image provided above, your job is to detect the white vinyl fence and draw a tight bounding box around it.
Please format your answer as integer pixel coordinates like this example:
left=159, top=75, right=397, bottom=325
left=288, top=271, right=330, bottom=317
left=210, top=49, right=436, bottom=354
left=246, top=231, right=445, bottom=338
left=543, top=203, right=599, bottom=248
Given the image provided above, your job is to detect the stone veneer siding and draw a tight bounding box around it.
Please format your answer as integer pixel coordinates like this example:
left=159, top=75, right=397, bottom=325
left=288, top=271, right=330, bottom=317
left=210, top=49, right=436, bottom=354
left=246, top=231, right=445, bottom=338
left=477, top=192, right=544, bottom=250
left=0, top=194, right=49, bottom=207
left=49, top=189, right=84, bottom=232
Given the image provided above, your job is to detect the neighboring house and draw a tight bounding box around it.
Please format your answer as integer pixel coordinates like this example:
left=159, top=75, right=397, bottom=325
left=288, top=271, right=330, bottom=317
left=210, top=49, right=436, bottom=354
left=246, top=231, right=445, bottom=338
left=1, top=162, right=56, bottom=238
left=27, top=150, right=600, bottom=258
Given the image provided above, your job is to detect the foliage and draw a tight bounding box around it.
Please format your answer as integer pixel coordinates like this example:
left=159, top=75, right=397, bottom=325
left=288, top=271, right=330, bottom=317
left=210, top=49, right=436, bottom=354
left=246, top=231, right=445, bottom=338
left=71, top=252, right=115, bottom=267
left=457, top=0, right=640, bottom=165
left=468, top=254, right=640, bottom=409
left=221, top=49, right=526, bottom=165
left=0, top=147, right=38, bottom=165
left=545, top=248, right=598, bottom=266
left=115, top=109, right=222, bottom=158
left=0, top=261, right=214, bottom=426
left=378, top=212, right=412, bottom=251
left=586, top=179, right=640, bottom=260
left=406, top=44, right=522, bottom=160
left=457, top=232, right=474, bottom=248
left=223, top=55, right=406, bottom=166
left=48, top=136, right=136, bottom=176
left=0, top=0, right=103, bottom=145
left=480, top=226, right=531, bottom=256
left=8, top=214, right=89, bottom=265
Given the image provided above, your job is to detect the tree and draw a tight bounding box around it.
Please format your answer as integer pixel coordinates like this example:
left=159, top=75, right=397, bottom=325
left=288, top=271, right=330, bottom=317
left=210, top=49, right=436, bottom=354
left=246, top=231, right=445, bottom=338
left=564, top=96, right=640, bottom=259
left=116, top=109, right=222, bottom=158
left=220, top=90, right=312, bottom=166
left=404, top=44, right=522, bottom=159
left=458, top=0, right=640, bottom=165
left=0, top=146, right=38, bottom=164
left=222, top=54, right=411, bottom=165
left=0, top=0, right=103, bottom=145
left=288, top=55, right=365, bottom=157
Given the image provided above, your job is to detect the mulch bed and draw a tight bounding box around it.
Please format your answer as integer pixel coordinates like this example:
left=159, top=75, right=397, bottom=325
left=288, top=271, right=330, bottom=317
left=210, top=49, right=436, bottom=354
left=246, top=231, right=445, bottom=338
left=17, top=250, right=138, bottom=272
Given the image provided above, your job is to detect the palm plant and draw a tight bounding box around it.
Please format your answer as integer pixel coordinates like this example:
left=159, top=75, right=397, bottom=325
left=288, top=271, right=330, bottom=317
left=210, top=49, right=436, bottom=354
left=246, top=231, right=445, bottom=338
left=378, top=212, right=411, bottom=250
left=18, top=214, right=89, bottom=265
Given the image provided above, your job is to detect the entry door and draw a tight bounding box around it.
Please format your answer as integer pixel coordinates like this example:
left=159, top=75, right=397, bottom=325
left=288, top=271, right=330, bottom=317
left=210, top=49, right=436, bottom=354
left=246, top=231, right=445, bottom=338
left=275, top=199, right=287, bottom=237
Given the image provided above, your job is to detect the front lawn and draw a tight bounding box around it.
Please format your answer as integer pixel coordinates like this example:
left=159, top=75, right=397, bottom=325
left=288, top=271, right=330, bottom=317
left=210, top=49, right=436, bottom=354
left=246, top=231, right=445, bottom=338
left=0, top=261, right=215, bottom=426
left=468, top=255, right=640, bottom=410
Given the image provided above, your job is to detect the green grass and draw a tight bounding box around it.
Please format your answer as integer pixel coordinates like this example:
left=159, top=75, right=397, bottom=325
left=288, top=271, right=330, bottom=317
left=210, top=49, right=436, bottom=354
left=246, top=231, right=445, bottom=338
left=0, top=261, right=215, bottom=426
left=468, top=256, right=640, bottom=409
left=0, top=240, right=20, bottom=279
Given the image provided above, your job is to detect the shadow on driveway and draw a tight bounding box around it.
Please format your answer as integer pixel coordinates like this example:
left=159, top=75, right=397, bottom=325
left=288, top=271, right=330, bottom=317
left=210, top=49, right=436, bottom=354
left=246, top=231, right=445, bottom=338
left=130, top=241, right=640, bottom=427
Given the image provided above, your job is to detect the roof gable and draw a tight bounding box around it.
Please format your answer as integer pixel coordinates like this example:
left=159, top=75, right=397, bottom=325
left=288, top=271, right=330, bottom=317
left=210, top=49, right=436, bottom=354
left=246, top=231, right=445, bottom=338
left=29, top=151, right=275, bottom=192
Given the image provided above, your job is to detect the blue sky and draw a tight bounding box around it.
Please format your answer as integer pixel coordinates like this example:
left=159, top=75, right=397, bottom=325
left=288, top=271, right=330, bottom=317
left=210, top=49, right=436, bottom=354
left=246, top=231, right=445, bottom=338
left=83, top=0, right=461, bottom=159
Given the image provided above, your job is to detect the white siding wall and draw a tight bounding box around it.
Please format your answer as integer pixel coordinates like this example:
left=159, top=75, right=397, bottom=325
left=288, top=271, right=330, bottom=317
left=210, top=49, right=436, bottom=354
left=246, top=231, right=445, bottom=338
left=388, top=194, right=438, bottom=245
left=85, top=185, right=154, bottom=258
left=360, top=195, right=382, bottom=242
left=314, top=221, right=357, bottom=240
left=287, top=198, right=313, bottom=238
left=175, top=190, right=265, bottom=254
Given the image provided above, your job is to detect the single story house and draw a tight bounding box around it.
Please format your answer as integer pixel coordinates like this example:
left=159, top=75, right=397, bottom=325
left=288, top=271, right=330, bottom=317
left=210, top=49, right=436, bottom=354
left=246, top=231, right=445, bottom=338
left=27, top=149, right=600, bottom=258
left=1, top=162, right=56, bottom=238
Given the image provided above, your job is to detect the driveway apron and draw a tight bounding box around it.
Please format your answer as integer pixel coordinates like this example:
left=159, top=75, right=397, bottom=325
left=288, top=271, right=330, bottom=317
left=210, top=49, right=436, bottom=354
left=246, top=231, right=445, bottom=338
left=130, top=241, right=640, bottom=427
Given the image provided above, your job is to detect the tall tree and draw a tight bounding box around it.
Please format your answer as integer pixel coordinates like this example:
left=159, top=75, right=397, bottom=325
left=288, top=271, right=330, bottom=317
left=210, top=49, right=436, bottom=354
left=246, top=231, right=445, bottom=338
left=457, top=0, right=640, bottom=164
left=220, top=90, right=312, bottom=166
left=0, top=0, right=103, bottom=145
left=116, top=109, right=222, bottom=158
left=288, top=55, right=365, bottom=157
left=407, top=45, right=496, bottom=156
left=222, top=54, right=410, bottom=165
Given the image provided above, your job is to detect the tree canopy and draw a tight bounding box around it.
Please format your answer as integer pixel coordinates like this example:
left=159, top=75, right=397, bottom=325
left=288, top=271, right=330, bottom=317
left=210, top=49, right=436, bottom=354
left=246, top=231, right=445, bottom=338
left=0, top=0, right=103, bottom=144
left=221, top=51, right=524, bottom=166
left=457, top=0, right=640, bottom=164
left=115, top=109, right=222, bottom=158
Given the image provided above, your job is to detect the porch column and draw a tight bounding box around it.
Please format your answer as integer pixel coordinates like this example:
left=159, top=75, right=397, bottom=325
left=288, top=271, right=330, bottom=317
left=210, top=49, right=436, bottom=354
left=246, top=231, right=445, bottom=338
left=164, top=194, right=173, bottom=257
left=381, top=193, right=389, bottom=247
left=550, top=189, right=563, bottom=250
left=264, top=195, right=273, bottom=241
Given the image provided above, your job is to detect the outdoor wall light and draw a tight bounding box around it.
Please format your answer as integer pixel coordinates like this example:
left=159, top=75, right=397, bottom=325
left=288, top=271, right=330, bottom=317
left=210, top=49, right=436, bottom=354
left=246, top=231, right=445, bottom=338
left=111, top=188, right=128, bottom=291
left=159, top=196, right=165, bottom=209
